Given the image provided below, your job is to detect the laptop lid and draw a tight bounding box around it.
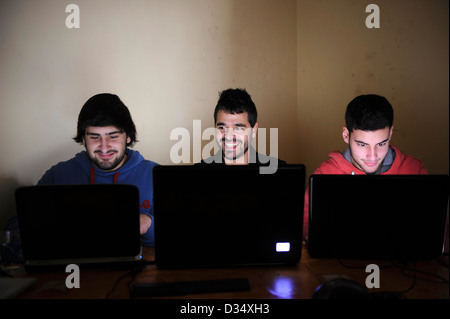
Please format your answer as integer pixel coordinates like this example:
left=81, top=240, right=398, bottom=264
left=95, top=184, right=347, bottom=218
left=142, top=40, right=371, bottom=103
left=307, top=174, right=449, bottom=260
left=15, top=184, right=142, bottom=271
left=153, top=164, right=305, bottom=268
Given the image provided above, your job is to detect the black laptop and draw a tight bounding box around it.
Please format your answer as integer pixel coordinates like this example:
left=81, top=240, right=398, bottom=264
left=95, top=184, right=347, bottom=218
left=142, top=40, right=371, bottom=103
left=153, top=164, right=305, bottom=268
left=15, top=184, right=143, bottom=272
left=307, top=174, right=449, bottom=260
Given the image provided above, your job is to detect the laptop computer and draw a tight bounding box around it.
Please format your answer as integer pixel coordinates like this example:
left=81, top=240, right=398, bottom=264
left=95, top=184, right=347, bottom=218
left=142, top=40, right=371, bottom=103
left=15, top=184, right=143, bottom=272
left=153, top=164, right=305, bottom=268
left=307, top=174, right=449, bottom=260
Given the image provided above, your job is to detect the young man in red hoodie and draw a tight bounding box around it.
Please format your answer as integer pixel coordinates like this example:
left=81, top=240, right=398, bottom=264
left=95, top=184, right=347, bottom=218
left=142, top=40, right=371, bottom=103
left=303, top=94, right=429, bottom=238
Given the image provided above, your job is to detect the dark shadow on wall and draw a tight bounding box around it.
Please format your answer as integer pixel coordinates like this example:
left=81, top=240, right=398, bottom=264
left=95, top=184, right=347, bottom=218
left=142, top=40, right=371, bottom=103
left=0, top=176, right=20, bottom=230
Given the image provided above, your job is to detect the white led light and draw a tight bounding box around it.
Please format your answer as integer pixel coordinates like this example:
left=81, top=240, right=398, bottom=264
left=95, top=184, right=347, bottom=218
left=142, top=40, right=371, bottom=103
left=276, top=242, right=290, bottom=252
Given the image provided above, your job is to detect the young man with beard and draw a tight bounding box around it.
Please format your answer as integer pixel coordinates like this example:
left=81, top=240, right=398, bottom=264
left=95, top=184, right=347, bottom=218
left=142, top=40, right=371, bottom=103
left=201, top=88, right=286, bottom=170
left=36, top=93, right=158, bottom=246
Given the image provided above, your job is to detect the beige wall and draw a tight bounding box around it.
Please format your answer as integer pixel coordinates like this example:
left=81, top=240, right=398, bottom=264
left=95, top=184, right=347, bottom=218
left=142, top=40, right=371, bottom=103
left=297, top=0, right=449, bottom=178
left=0, top=0, right=448, bottom=227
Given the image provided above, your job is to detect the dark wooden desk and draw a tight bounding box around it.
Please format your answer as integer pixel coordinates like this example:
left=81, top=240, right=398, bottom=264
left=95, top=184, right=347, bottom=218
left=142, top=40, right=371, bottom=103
left=7, top=243, right=449, bottom=300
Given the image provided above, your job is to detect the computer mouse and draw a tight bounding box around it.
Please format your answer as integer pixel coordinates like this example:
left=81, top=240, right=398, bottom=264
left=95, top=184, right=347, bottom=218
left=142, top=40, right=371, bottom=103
left=312, top=278, right=368, bottom=299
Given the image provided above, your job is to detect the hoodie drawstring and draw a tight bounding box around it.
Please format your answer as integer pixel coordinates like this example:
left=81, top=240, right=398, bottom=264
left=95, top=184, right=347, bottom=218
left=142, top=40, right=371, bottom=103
left=90, top=167, right=95, bottom=184
left=89, top=167, right=120, bottom=184
left=113, top=172, right=120, bottom=184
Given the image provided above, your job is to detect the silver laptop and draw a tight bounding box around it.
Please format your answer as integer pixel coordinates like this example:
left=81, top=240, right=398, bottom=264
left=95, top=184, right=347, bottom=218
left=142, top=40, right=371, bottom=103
left=15, top=184, right=143, bottom=272
left=153, top=164, right=306, bottom=268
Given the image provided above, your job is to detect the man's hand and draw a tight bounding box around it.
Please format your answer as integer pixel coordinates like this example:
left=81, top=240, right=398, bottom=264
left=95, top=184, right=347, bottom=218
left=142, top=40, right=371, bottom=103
left=139, top=214, right=152, bottom=234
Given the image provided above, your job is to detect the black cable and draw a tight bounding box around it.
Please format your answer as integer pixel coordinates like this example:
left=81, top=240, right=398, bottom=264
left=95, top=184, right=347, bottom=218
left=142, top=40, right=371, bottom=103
left=397, top=261, right=449, bottom=284
left=397, top=261, right=417, bottom=295
left=337, top=257, right=395, bottom=270
left=335, top=258, right=418, bottom=299
left=105, top=263, right=145, bottom=299
left=105, top=270, right=134, bottom=299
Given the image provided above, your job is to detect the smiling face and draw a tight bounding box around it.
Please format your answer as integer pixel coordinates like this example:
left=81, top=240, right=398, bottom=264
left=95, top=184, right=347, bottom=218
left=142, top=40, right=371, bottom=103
left=83, top=126, right=131, bottom=171
left=215, top=110, right=258, bottom=164
left=342, top=126, right=393, bottom=174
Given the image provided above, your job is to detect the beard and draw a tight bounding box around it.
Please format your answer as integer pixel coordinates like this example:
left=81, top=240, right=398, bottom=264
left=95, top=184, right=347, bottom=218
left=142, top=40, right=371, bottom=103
left=221, top=138, right=249, bottom=161
left=89, top=150, right=127, bottom=171
left=222, top=145, right=249, bottom=161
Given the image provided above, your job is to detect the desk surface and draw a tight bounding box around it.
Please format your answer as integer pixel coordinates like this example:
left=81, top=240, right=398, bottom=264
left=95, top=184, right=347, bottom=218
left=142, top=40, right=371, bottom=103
left=5, top=243, right=449, bottom=300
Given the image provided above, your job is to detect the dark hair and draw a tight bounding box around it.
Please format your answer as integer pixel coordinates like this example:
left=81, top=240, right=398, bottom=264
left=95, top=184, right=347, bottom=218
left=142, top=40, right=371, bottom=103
left=213, top=88, right=258, bottom=127
left=345, top=94, right=394, bottom=133
left=73, top=93, right=137, bottom=147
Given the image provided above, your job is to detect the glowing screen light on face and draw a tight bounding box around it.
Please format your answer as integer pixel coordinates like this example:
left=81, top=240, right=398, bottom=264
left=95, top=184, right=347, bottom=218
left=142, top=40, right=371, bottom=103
left=276, top=242, right=290, bottom=252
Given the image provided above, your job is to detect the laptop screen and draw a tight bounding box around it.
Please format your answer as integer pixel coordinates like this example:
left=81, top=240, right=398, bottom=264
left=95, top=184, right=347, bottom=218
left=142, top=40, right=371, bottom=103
left=15, top=184, right=142, bottom=262
left=153, top=164, right=305, bottom=268
left=307, top=174, right=449, bottom=260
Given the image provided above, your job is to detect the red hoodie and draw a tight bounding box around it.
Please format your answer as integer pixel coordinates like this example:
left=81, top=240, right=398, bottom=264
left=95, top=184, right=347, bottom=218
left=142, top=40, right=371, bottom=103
left=303, top=145, right=428, bottom=238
